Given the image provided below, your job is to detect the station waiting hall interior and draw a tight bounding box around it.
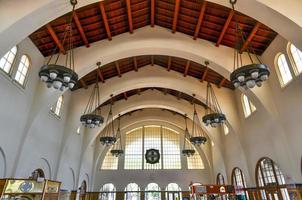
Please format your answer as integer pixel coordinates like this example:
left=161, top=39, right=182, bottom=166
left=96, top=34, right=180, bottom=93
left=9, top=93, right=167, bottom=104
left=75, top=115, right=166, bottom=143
left=0, top=0, right=302, bottom=200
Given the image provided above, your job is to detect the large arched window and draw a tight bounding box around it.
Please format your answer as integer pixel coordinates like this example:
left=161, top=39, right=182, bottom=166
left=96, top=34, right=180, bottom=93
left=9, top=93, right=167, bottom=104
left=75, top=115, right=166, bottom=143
left=241, top=94, right=256, bottom=118
left=165, top=183, right=181, bottom=200
left=51, top=95, right=63, bottom=117
left=275, top=53, right=292, bottom=86
left=100, top=183, right=116, bottom=200
left=145, top=183, right=161, bottom=200
left=216, top=173, right=225, bottom=185
left=125, top=183, right=140, bottom=200
left=256, top=158, right=290, bottom=200
left=14, top=54, right=30, bottom=85
left=232, top=167, right=248, bottom=199
left=288, top=43, right=302, bottom=75
left=101, top=146, right=118, bottom=170
left=0, top=46, right=17, bottom=74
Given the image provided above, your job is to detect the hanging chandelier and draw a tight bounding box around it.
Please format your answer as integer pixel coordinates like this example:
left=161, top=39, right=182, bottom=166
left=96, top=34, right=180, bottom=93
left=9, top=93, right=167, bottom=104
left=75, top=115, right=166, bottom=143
left=182, top=114, right=195, bottom=157
left=202, top=82, right=226, bottom=128
left=110, top=114, right=124, bottom=157
left=229, top=0, right=270, bottom=89
left=80, top=63, right=104, bottom=128
left=100, top=95, right=117, bottom=146
left=39, top=0, right=79, bottom=90
left=190, top=95, right=207, bottom=145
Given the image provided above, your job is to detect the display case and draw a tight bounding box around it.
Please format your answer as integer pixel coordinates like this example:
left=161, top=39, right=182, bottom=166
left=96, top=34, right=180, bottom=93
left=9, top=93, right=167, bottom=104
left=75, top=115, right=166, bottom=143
left=0, top=179, right=61, bottom=200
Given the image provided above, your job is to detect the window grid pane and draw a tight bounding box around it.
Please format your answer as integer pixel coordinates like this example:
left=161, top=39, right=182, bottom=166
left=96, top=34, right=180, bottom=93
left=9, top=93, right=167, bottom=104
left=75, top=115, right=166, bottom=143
left=145, top=183, right=161, bottom=200
left=144, top=126, right=161, bottom=169
left=125, top=183, right=140, bottom=200
left=162, top=127, right=181, bottom=169
left=0, top=46, right=17, bottom=73
left=101, top=147, right=118, bottom=170
left=277, top=54, right=292, bottom=85
left=15, top=55, right=30, bottom=85
left=187, top=141, right=204, bottom=169
left=100, top=184, right=116, bottom=200
left=290, top=44, right=302, bottom=74
left=124, top=128, right=143, bottom=169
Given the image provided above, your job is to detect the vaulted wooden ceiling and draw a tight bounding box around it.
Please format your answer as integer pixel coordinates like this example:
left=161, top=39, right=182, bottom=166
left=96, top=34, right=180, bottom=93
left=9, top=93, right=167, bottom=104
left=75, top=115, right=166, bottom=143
left=29, top=0, right=277, bottom=57
left=73, top=55, right=234, bottom=90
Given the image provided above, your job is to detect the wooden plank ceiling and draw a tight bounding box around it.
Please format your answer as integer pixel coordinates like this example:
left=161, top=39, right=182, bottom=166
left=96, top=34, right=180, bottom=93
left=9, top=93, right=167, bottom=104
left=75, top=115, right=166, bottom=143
left=99, top=87, right=206, bottom=108
left=73, top=55, right=234, bottom=90
left=30, top=0, right=277, bottom=57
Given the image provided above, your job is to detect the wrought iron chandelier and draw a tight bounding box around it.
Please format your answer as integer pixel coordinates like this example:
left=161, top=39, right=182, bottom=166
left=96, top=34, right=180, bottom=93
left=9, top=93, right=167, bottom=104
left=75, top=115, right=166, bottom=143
left=39, top=0, right=79, bottom=90
left=190, top=95, right=207, bottom=145
left=110, top=114, right=124, bottom=157
left=80, top=63, right=104, bottom=128
left=182, top=114, right=195, bottom=157
left=202, top=82, right=226, bottom=127
left=229, top=0, right=270, bottom=89
left=100, top=95, right=117, bottom=146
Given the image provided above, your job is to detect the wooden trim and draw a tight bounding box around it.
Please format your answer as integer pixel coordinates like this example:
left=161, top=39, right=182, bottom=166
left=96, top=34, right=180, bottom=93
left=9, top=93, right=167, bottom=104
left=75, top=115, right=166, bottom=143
left=123, top=92, right=128, bottom=100
left=80, top=79, right=88, bottom=89
left=97, top=68, right=105, bottom=83
left=193, top=1, right=207, bottom=40
left=46, top=24, right=66, bottom=54
left=240, top=22, right=261, bottom=53
left=218, top=78, right=226, bottom=88
left=126, top=0, right=133, bottom=33
left=216, top=10, right=234, bottom=47
left=172, top=0, right=181, bottom=33
left=200, top=67, right=208, bottom=82
left=115, top=61, right=122, bottom=77
left=167, top=57, right=172, bottom=71
left=99, top=2, right=112, bottom=40
left=151, top=0, right=155, bottom=27
left=73, top=12, right=90, bottom=47
left=184, top=60, right=190, bottom=77
left=151, top=56, right=154, bottom=66
left=133, top=57, right=138, bottom=71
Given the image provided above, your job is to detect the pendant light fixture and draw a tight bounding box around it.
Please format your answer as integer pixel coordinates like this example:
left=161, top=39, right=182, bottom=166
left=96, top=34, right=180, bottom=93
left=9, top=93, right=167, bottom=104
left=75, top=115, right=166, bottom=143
left=182, top=114, right=195, bottom=157
left=202, top=82, right=226, bottom=127
left=39, top=0, right=79, bottom=90
left=190, top=94, right=207, bottom=145
left=110, top=114, right=124, bottom=157
left=80, top=62, right=104, bottom=128
left=229, top=0, right=270, bottom=89
left=100, top=95, right=117, bottom=146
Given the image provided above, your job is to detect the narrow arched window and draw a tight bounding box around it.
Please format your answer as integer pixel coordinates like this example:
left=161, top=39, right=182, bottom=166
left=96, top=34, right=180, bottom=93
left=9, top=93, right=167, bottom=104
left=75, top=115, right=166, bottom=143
left=232, top=167, right=249, bottom=199
left=100, top=183, right=116, bottom=200
left=216, top=173, right=225, bottom=184
left=145, top=183, right=161, bottom=200
left=276, top=54, right=292, bottom=86
left=241, top=94, right=256, bottom=118
left=125, top=183, right=140, bottom=200
left=165, top=183, right=182, bottom=200
left=15, top=54, right=30, bottom=85
left=51, top=95, right=63, bottom=117
left=289, top=44, right=302, bottom=75
left=0, top=46, right=17, bottom=74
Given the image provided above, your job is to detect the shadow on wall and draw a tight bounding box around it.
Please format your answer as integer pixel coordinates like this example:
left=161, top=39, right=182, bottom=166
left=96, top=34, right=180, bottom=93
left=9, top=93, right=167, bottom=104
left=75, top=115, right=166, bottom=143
left=0, top=147, right=6, bottom=177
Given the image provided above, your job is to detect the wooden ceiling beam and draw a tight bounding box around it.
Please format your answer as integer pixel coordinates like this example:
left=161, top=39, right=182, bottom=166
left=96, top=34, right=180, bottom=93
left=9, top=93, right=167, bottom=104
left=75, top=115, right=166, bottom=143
left=115, top=61, right=122, bottom=77
left=177, top=91, right=182, bottom=100
left=172, top=0, right=181, bottom=33
left=99, top=2, right=112, bottom=40
left=200, top=67, right=209, bottom=82
left=193, top=1, right=207, bottom=40
left=123, top=92, right=128, bottom=100
left=80, top=79, right=88, bottom=89
left=46, top=24, right=66, bottom=54
left=167, top=57, right=172, bottom=71
left=151, top=0, right=155, bottom=27
left=97, top=68, right=105, bottom=83
left=216, top=10, right=234, bottom=47
left=73, top=12, right=90, bottom=47
left=125, top=0, right=133, bottom=33
left=218, top=78, right=226, bottom=88
left=137, top=88, right=141, bottom=95
left=240, top=22, right=261, bottom=53
left=151, top=55, right=154, bottom=66
left=164, top=88, right=168, bottom=95
left=184, top=60, right=190, bottom=77
left=133, top=57, right=138, bottom=71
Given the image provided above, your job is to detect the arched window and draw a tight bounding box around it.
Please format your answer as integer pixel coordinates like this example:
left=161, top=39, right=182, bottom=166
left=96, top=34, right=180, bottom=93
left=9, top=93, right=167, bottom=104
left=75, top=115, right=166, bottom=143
left=14, top=54, right=30, bottom=85
left=51, top=95, right=63, bottom=117
left=275, top=53, right=292, bottom=86
left=165, top=183, right=182, bottom=200
left=216, top=173, right=225, bottom=184
left=231, top=168, right=248, bottom=199
left=186, top=140, right=204, bottom=169
left=100, top=183, right=116, bottom=200
left=101, top=146, right=118, bottom=170
left=256, top=158, right=290, bottom=200
left=288, top=43, right=302, bottom=75
left=145, top=183, right=161, bottom=200
left=0, top=46, right=17, bottom=73
left=241, top=94, right=256, bottom=118
left=125, top=183, right=140, bottom=200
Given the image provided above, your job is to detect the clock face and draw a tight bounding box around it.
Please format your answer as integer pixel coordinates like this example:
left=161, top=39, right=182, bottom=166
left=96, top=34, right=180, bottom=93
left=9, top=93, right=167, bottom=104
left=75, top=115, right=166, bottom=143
left=19, top=181, right=33, bottom=192
left=145, top=148, right=160, bottom=164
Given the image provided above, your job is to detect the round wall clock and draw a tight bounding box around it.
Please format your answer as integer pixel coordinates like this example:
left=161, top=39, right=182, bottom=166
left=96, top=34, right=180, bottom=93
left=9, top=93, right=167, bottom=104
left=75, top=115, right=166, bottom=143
left=19, top=181, right=34, bottom=192
left=145, top=149, right=160, bottom=164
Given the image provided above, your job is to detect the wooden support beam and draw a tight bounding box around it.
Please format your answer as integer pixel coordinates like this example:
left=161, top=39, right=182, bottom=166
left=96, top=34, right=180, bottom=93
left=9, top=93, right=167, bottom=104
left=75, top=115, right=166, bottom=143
left=200, top=67, right=208, bottom=82
left=177, top=91, right=182, bottom=100
left=123, top=92, right=128, bottom=100
left=125, top=0, right=133, bottom=33
left=164, top=88, right=168, bottom=95
left=240, top=22, right=261, bottom=53
left=167, top=57, right=172, bottom=71
left=184, top=60, right=190, bottom=77
left=99, top=2, right=112, bottom=40
left=73, top=12, right=90, bottom=47
left=115, top=61, right=122, bottom=77
left=97, top=68, right=105, bottom=83
left=80, top=79, right=88, bottom=89
left=218, top=78, right=226, bottom=88
left=137, top=88, right=141, bottom=95
left=193, top=1, right=207, bottom=40
left=151, top=55, right=154, bottom=66
left=151, top=0, right=155, bottom=27
left=133, top=57, right=138, bottom=71
left=46, top=24, right=66, bottom=54
left=216, top=10, right=234, bottom=47
left=172, top=0, right=181, bottom=33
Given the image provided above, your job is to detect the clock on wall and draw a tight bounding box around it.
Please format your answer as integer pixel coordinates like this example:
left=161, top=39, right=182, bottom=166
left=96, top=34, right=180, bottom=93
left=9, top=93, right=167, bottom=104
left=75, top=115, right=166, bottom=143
left=145, top=149, right=160, bottom=164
